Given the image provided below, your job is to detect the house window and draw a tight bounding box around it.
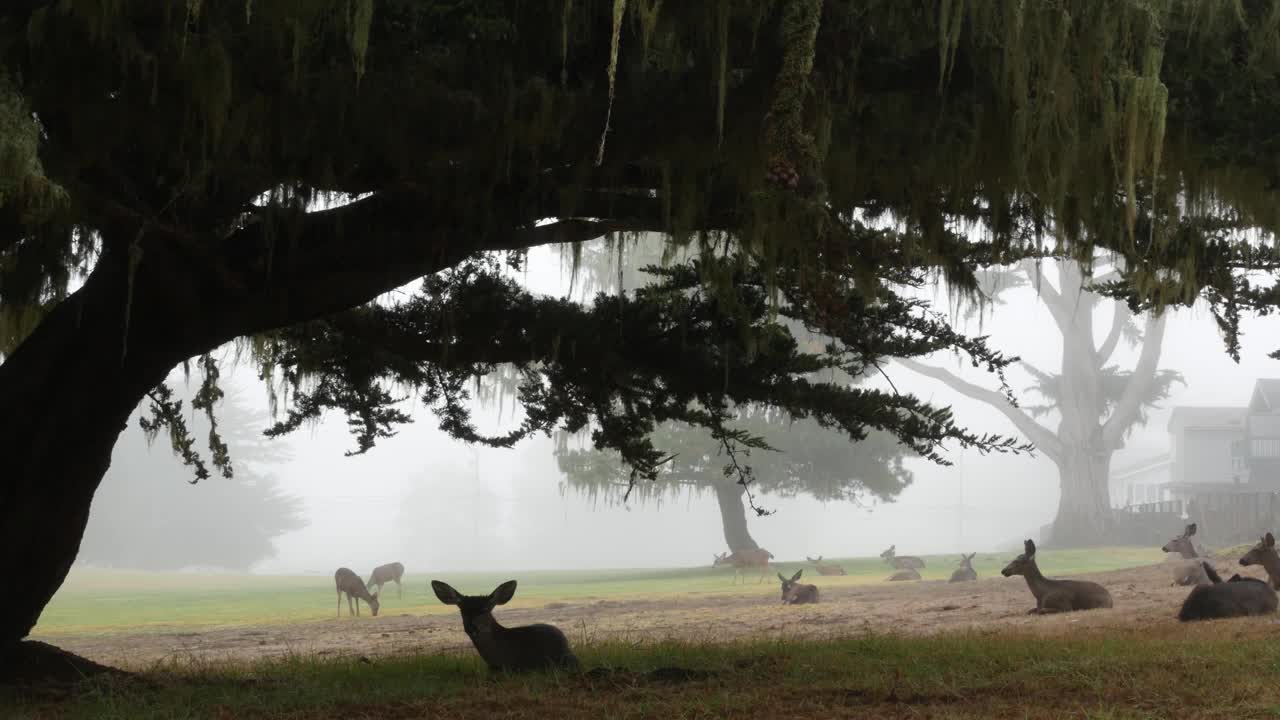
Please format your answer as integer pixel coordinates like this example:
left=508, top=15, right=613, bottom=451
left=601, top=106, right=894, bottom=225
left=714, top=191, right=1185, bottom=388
left=1252, top=437, right=1280, bottom=458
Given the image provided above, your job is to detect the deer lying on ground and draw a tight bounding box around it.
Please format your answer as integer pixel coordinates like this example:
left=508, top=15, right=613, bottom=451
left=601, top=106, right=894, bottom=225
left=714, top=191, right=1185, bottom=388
left=777, top=569, right=819, bottom=604
left=881, top=544, right=925, bottom=570
left=805, top=555, right=847, bottom=576
left=432, top=579, right=579, bottom=673
left=1177, top=561, right=1278, bottom=621
left=335, top=567, right=380, bottom=617
left=1000, top=539, right=1113, bottom=614
left=1161, top=523, right=1212, bottom=586
left=367, top=561, right=405, bottom=599
left=713, top=548, right=774, bottom=584
left=949, top=553, right=977, bottom=582
left=1239, top=532, right=1280, bottom=589
left=887, top=567, right=921, bottom=581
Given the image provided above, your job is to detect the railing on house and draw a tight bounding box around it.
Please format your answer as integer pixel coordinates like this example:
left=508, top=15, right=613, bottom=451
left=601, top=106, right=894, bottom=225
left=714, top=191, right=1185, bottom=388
left=1106, top=491, right=1280, bottom=548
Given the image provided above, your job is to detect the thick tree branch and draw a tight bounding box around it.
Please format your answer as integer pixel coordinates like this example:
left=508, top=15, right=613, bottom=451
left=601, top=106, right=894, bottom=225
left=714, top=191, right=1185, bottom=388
left=1020, top=259, right=1071, bottom=332
left=1096, top=300, right=1131, bottom=364
left=895, top=357, right=1063, bottom=463
left=1101, top=312, right=1168, bottom=446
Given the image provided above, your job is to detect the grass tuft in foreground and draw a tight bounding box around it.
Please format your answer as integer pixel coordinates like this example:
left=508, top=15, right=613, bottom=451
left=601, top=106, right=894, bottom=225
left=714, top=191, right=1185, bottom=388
left=8, top=628, right=1280, bottom=719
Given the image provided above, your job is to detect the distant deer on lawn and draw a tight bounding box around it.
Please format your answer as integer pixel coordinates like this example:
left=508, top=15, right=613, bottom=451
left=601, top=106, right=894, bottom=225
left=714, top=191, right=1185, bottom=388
left=805, top=555, right=847, bottom=576
left=1239, top=532, right=1280, bottom=589
left=432, top=579, right=579, bottom=673
left=880, top=544, right=925, bottom=570
left=713, top=548, right=774, bottom=584
left=1000, top=539, right=1112, bottom=614
left=1161, top=523, right=1212, bottom=586
left=778, top=569, right=819, bottom=604
left=1177, top=561, right=1278, bottom=621
left=335, top=567, right=380, bottom=617
left=367, top=561, right=405, bottom=599
left=949, top=553, right=977, bottom=583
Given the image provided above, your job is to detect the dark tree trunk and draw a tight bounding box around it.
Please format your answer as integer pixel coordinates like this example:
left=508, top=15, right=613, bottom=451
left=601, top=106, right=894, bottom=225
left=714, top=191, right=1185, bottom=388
left=0, top=245, right=198, bottom=648
left=1047, top=451, right=1115, bottom=547
left=712, top=481, right=760, bottom=553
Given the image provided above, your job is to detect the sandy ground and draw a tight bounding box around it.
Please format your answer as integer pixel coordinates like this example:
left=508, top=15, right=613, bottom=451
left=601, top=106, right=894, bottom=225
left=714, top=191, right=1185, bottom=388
left=37, top=558, right=1280, bottom=670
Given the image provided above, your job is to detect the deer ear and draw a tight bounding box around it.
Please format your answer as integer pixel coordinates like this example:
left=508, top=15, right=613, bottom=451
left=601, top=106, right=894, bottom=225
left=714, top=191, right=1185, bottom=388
left=431, top=580, right=461, bottom=605
left=1024, top=539, right=1037, bottom=556
left=1267, top=532, right=1276, bottom=548
left=1187, top=523, right=1197, bottom=536
left=777, top=572, right=787, bottom=583
left=792, top=570, right=803, bottom=582
left=490, top=580, right=518, bottom=605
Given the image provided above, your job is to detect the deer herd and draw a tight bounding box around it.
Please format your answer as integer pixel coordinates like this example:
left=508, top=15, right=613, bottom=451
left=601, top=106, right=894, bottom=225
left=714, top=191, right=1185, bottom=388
left=328, top=521, right=1280, bottom=674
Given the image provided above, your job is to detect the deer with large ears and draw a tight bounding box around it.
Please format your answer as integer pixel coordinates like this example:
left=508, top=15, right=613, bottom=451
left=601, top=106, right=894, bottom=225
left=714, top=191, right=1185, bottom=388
left=1239, top=532, right=1280, bottom=590
left=1001, top=539, right=1113, bottom=614
left=778, top=570, right=819, bottom=604
left=949, top=553, right=977, bottom=582
left=432, top=579, right=579, bottom=673
left=1161, top=523, right=1211, bottom=586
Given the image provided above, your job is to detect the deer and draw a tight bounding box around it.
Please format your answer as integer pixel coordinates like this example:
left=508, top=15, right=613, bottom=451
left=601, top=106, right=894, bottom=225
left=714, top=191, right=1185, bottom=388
left=778, top=569, right=819, bottom=604
left=1178, top=561, right=1278, bottom=621
left=948, top=553, right=977, bottom=582
left=367, top=561, right=405, bottom=599
left=1238, top=531, right=1280, bottom=589
left=334, top=567, right=380, bottom=618
left=1000, top=539, right=1113, bottom=614
left=1161, top=523, right=1212, bottom=586
left=712, top=548, right=774, bottom=584
left=887, top=567, right=921, bottom=581
left=431, top=579, right=579, bottom=673
left=880, top=544, right=925, bottom=570
left=805, top=555, right=847, bottom=576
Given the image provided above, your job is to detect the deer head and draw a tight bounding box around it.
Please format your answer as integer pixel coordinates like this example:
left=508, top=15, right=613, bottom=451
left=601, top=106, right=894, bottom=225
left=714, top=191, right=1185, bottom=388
left=1239, top=532, right=1277, bottom=568
left=777, top=569, right=806, bottom=604
left=958, top=552, right=975, bottom=569
left=880, top=545, right=896, bottom=562
left=1001, top=540, right=1037, bottom=577
left=432, top=579, right=517, bottom=638
left=1161, top=523, right=1198, bottom=556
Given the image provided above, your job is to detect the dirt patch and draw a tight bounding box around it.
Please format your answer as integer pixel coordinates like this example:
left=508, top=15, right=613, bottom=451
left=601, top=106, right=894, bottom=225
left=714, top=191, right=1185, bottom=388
left=32, top=559, right=1280, bottom=669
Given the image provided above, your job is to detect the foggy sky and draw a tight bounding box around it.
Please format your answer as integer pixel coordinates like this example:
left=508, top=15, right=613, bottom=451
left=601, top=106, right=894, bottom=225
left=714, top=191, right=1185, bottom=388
left=86, top=243, right=1280, bottom=575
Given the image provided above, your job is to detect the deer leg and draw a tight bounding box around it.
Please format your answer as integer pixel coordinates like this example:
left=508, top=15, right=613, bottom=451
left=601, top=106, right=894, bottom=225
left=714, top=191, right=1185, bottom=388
left=337, top=591, right=342, bottom=618
left=397, top=579, right=402, bottom=599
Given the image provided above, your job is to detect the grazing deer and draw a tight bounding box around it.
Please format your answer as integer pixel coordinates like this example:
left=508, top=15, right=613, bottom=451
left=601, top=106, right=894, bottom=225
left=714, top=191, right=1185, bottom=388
left=335, top=567, right=380, bottom=617
left=1178, top=561, right=1278, bottom=621
left=1161, top=523, right=1211, bottom=586
left=949, top=553, right=977, bottom=583
left=887, top=567, right=921, bottom=581
left=806, top=555, right=847, bottom=576
left=1238, top=532, right=1280, bottom=589
left=880, top=544, right=925, bottom=569
left=367, top=561, right=405, bottom=599
left=713, top=548, right=774, bottom=584
left=778, top=570, right=819, bottom=604
left=1000, top=539, right=1113, bottom=614
left=431, top=579, right=579, bottom=673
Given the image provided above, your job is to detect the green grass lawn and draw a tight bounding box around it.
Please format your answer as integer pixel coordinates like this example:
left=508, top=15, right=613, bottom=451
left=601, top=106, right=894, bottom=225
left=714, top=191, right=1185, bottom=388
left=8, top=630, right=1280, bottom=719
left=35, top=546, right=1166, bottom=636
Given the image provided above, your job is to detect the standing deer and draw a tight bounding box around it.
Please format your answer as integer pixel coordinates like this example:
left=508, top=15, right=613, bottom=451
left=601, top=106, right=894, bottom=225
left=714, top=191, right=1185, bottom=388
left=1161, top=523, right=1211, bottom=586
left=949, top=553, right=977, bottom=582
left=880, top=544, right=925, bottom=570
left=1178, top=561, right=1278, bottom=621
left=431, top=579, right=579, bottom=673
left=713, top=548, right=774, bottom=584
left=805, top=555, right=847, bottom=576
left=1238, top=532, right=1280, bottom=589
left=335, top=567, right=380, bottom=617
left=1001, top=539, right=1112, bottom=614
left=367, top=561, right=405, bottom=599
left=778, top=569, right=819, bottom=604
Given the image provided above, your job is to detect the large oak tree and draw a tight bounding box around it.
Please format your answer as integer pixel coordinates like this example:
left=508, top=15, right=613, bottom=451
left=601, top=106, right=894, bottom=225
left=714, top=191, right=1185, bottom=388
left=2, top=1, right=1280, bottom=668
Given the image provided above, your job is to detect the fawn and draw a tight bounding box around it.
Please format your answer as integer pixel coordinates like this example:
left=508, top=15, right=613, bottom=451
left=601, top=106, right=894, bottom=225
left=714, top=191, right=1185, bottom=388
left=335, top=567, right=380, bottom=617
left=778, top=570, right=819, bottom=604
left=1178, top=561, right=1277, bottom=621
left=1161, top=523, right=1211, bottom=586
left=1000, top=539, right=1112, bottom=614
left=806, top=555, right=847, bottom=576
left=949, top=553, right=977, bottom=582
left=432, top=579, right=579, bottom=673
left=367, top=561, right=405, bottom=599
left=880, top=544, right=925, bottom=569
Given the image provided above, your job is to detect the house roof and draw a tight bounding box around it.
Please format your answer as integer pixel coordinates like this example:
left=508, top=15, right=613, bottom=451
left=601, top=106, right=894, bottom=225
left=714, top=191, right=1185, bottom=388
left=1167, top=406, right=1247, bottom=433
left=1250, top=379, right=1280, bottom=413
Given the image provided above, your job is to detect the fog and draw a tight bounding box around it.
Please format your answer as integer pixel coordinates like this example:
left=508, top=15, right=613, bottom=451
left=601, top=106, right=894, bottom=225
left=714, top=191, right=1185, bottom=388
left=81, top=242, right=1280, bottom=576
